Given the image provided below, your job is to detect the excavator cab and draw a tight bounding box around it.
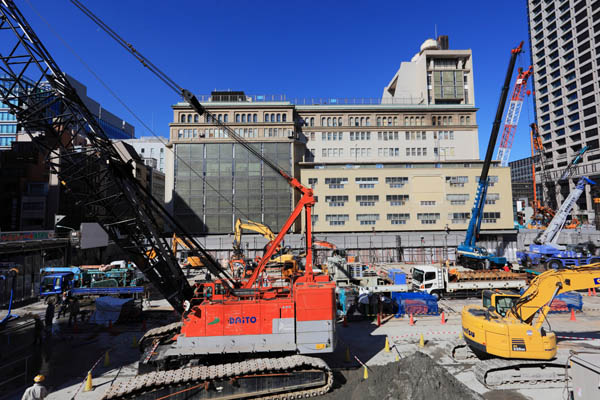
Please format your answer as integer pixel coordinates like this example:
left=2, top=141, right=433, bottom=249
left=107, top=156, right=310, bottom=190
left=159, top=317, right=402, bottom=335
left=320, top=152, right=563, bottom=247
left=482, top=290, right=519, bottom=317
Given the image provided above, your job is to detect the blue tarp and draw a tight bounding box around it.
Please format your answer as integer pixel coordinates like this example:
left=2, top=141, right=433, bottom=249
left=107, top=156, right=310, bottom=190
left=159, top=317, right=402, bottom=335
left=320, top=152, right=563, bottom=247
left=391, top=292, right=439, bottom=317
left=89, top=296, right=134, bottom=326
left=549, top=292, right=583, bottom=313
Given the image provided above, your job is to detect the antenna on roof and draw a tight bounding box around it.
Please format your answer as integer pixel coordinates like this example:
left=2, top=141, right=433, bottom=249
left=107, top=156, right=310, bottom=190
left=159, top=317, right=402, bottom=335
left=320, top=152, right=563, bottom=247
left=434, top=24, right=438, bottom=40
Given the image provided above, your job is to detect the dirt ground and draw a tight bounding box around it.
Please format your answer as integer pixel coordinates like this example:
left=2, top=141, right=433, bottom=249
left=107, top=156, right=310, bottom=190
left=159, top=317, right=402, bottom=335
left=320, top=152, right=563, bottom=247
left=321, top=352, right=482, bottom=400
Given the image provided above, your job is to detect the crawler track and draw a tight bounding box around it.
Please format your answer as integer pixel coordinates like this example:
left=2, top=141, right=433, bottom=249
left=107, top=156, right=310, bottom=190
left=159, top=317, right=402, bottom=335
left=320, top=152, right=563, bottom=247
left=474, top=358, right=568, bottom=389
left=139, top=321, right=182, bottom=349
left=102, top=355, right=333, bottom=400
left=450, top=341, right=568, bottom=389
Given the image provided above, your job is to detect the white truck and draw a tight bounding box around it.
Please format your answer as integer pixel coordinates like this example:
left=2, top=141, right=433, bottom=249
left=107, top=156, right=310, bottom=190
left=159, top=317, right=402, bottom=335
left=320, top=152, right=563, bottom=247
left=411, top=264, right=528, bottom=299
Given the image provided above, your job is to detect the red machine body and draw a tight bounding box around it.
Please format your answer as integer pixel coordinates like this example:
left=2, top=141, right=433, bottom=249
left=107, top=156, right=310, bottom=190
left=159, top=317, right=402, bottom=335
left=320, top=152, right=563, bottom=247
left=179, top=276, right=336, bottom=354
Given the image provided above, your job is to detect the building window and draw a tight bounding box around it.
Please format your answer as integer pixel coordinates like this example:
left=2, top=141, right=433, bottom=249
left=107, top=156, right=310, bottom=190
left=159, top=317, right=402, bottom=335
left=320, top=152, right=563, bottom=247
left=476, top=176, right=499, bottom=186
left=356, top=214, right=379, bottom=225
left=420, top=200, right=436, bottom=206
left=385, top=177, right=408, bottom=188
left=356, top=195, right=379, bottom=206
left=446, top=193, right=469, bottom=205
left=386, top=194, right=409, bottom=206
left=417, top=213, right=440, bottom=225
left=308, top=178, right=318, bottom=188
left=355, top=177, right=378, bottom=188
left=325, top=177, right=348, bottom=188
left=180, top=114, right=186, bottom=123
left=387, top=213, right=410, bottom=225
left=449, top=212, right=470, bottom=224
left=446, top=176, right=468, bottom=187
left=483, top=212, right=501, bottom=223
left=325, top=195, right=349, bottom=207
left=485, top=193, right=500, bottom=205
left=326, top=214, right=349, bottom=226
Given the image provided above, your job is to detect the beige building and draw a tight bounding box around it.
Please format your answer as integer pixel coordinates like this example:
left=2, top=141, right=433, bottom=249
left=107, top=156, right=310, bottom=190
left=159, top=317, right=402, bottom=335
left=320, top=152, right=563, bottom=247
left=301, top=161, right=513, bottom=232
left=164, top=36, right=514, bottom=238
left=297, top=104, right=479, bottom=164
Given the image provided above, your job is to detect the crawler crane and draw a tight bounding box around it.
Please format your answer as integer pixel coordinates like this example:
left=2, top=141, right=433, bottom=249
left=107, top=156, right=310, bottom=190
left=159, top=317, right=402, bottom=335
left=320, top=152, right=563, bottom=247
left=0, top=1, right=335, bottom=398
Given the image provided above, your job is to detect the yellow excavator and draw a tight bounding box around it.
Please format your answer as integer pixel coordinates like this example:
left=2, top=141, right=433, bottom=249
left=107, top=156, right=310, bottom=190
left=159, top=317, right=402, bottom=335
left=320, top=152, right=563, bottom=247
left=231, top=218, right=297, bottom=279
left=459, top=264, right=600, bottom=388
left=171, top=233, right=205, bottom=268
left=146, top=233, right=205, bottom=268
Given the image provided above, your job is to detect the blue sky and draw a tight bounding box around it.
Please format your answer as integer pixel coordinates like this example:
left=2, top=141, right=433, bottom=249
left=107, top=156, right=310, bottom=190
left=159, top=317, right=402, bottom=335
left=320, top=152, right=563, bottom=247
left=21, top=0, right=535, bottom=161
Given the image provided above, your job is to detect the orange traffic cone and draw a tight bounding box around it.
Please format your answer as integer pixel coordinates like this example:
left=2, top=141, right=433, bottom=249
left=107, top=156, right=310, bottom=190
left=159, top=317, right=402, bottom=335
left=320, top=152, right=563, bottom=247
left=588, top=288, right=592, bottom=296
left=409, top=313, right=414, bottom=326
left=593, top=287, right=597, bottom=296
left=441, top=311, right=446, bottom=325
left=570, top=308, right=576, bottom=321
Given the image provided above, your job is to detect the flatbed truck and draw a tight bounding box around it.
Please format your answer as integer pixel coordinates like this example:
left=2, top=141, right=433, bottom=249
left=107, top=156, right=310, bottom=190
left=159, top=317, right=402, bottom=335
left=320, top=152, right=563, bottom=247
left=40, top=262, right=145, bottom=301
left=412, top=264, right=528, bottom=299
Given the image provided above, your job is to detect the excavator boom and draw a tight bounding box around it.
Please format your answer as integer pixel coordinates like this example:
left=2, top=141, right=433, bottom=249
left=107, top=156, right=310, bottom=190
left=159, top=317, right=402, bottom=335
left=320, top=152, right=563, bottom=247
left=462, top=264, right=600, bottom=361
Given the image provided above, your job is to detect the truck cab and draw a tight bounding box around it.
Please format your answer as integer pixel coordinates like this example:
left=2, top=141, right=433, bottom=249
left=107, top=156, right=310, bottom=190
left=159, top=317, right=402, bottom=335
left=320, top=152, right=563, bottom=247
left=411, top=265, right=443, bottom=298
left=40, top=272, right=74, bottom=298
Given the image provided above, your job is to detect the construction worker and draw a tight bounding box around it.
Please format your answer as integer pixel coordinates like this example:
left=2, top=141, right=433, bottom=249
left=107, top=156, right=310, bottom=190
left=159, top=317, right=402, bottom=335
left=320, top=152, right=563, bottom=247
left=57, top=292, right=69, bottom=318
left=44, top=301, right=54, bottom=336
left=21, top=375, right=48, bottom=400
left=68, top=297, right=80, bottom=326
left=33, top=315, right=43, bottom=345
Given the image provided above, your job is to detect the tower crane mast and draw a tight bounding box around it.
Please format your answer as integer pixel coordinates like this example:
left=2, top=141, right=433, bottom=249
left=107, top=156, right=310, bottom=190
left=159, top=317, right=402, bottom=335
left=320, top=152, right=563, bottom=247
left=496, top=66, right=533, bottom=167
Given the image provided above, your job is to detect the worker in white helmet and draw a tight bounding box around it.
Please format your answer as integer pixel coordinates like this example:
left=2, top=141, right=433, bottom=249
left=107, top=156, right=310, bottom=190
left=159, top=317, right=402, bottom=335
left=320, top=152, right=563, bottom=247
left=21, top=375, right=48, bottom=400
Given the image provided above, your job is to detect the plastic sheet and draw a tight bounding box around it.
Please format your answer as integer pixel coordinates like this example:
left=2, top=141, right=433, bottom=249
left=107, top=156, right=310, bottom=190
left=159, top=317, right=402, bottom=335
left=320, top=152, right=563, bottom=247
left=391, top=292, right=439, bottom=317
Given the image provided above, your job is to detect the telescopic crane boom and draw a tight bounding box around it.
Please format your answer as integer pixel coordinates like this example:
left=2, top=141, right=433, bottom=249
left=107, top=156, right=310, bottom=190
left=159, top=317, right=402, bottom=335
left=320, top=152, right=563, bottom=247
left=495, top=65, right=533, bottom=167
left=457, top=42, right=523, bottom=269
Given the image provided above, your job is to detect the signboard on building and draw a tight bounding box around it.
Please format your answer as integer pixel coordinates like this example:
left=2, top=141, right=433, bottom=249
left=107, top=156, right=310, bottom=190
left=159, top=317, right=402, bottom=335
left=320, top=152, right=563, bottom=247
left=0, top=230, right=55, bottom=242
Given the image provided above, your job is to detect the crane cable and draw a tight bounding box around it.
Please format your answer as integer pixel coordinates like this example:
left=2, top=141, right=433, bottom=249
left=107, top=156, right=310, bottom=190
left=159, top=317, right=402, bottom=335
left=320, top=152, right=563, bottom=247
left=24, top=0, right=253, bottom=222
left=71, top=0, right=181, bottom=95
left=70, top=0, right=293, bottom=182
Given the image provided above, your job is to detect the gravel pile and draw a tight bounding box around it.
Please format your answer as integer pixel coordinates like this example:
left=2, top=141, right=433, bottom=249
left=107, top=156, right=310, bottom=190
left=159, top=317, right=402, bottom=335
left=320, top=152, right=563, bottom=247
left=321, top=352, right=482, bottom=400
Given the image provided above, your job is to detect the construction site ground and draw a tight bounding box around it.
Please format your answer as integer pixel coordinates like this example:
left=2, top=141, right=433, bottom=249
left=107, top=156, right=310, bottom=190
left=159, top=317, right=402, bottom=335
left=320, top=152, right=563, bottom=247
left=2, top=294, right=600, bottom=400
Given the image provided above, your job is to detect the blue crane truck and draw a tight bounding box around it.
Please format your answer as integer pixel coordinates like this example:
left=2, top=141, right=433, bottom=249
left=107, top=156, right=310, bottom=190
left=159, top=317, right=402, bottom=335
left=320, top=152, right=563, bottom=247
left=40, top=261, right=145, bottom=302
left=516, top=176, right=600, bottom=270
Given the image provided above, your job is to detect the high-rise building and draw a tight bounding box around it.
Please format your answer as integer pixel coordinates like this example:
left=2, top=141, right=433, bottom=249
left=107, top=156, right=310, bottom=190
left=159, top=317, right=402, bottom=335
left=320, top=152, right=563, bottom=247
left=0, top=74, right=135, bottom=231
left=527, top=0, right=600, bottom=222
left=66, top=75, right=135, bottom=140
left=0, top=73, right=134, bottom=151
left=166, top=36, right=514, bottom=236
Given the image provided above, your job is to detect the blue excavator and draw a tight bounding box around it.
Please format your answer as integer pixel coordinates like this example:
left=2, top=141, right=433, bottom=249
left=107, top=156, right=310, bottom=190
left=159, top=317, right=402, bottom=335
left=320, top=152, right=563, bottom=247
left=456, top=42, right=524, bottom=270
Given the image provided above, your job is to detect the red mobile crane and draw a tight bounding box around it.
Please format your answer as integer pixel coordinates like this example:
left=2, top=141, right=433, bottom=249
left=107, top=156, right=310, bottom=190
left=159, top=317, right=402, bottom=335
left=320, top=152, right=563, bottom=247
left=495, top=65, right=533, bottom=167
left=0, top=1, right=335, bottom=398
